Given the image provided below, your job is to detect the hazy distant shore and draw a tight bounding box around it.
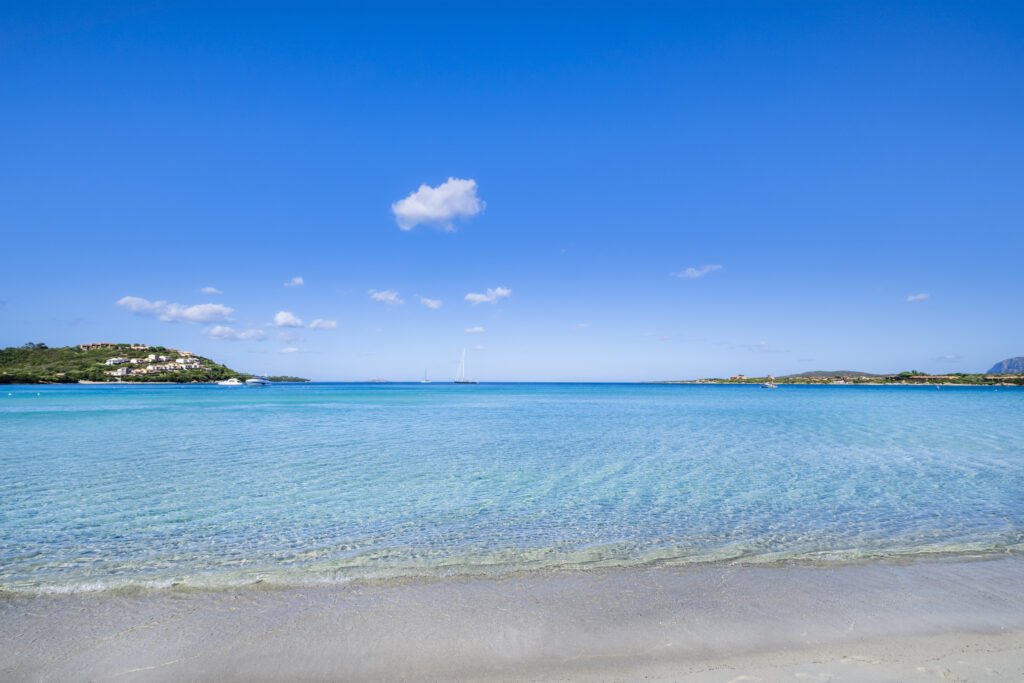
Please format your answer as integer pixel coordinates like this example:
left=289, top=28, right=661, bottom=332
left=3, top=557, right=1022, bottom=681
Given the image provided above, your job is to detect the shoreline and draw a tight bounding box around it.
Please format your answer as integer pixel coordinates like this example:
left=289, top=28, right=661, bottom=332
left=4, top=556, right=1023, bottom=681
left=3, top=546, right=1020, bottom=598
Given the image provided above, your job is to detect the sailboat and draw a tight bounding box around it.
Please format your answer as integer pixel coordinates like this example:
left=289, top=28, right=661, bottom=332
left=454, top=348, right=477, bottom=384
left=421, top=369, right=431, bottom=384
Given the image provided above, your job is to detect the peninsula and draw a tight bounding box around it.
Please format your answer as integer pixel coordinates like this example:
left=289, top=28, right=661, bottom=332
left=653, top=364, right=1024, bottom=386
left=0, top=342, right=281, bottom=384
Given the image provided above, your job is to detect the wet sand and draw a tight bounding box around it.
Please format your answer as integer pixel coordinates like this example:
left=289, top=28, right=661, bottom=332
left=2, top=556, right=1023, bottom=681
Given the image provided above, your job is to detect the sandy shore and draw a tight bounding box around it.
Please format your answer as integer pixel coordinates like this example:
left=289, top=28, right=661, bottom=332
left=2, top=557, right=1023, bottom=681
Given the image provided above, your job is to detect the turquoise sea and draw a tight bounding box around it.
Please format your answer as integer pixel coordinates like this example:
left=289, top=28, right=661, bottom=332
left=1, top=383, right=1023, bottom=594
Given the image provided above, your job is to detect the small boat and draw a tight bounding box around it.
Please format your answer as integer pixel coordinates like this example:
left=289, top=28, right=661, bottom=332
left=245, top=375, right=271, bottom=386
left=421, top=369, right=432, bottom=384
left=454, top=348, right=478, bottom=384
left=761, top=375, right=778, bottom=389
left=217, top=378, right=244, bottom=386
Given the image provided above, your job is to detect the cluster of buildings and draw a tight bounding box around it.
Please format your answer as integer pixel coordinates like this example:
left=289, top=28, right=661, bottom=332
left=102, top=351, right=203, bottom=377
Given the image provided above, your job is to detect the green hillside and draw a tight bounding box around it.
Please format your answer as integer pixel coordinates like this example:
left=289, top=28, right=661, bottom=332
left=0, top=342, right=246, bottom=384
left=780, top=370, right=883, bottom=378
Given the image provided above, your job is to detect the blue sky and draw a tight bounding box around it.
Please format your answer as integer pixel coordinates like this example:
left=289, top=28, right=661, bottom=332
left=2, top=2, right=1022, bottom=380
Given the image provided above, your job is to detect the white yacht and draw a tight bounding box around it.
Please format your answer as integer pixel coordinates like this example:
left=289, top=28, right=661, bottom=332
left=245, top=375, right=272, bottom=387
left=217, top=377, right=244, bottom=387
left=420, top=369, right=432, bottom=384
left=761, top=375, right=778, bottom=389
left=454, top=348, right=477, bottom=384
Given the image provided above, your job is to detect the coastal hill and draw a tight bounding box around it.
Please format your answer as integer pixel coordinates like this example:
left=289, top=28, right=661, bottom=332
left=988, top=357, right=1024, bottom=374
left=780, top=370, right=883, bottom=379
left=0, top=342, right=245, bottom=384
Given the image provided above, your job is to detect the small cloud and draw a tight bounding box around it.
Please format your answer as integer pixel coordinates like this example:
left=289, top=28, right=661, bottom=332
left=465, top=286, right=511, bottom=305
left=936, top=354, right=962, bottom=362
left=675, top=264, right=723, bottom=279
left=279, top=347, right=299, bottom=354
left=473, top=344, right=486, bottom=351
left=203, top=325, right=266, bottom=341
left=906, top=293, right=930, bottom=303
left=308, top=318, right=338, bottom=330
left=420, top=297, right=443, bottom=309
left=465, top=326, right=485, bottom=334
left=573, top=323, right=589, bottom=330
left=284, top=277, right=304, bottom=288
left=747, top=341, right=788, bottom=353
left=116, top=296, right=233, bottom=324
left=200, top=286, right=222, bottom=295
left=369, top=289, right=404, bottom=305
left=392, top=177, right=485, bottom=231
left=277, top=331, right=304, bottom=343
left=274, top=311, right=304, bottom=327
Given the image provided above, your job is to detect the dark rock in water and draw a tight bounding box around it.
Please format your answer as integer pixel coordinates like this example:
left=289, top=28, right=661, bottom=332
left=987, top=357, right=1024, bottom=374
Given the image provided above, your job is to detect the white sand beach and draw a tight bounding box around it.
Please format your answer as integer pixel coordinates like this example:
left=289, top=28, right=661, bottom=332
left=3, top=556, right=1022, bottom=681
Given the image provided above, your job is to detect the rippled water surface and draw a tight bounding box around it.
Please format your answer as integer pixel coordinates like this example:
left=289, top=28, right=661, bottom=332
left=2, top=383, right=1023, bottom=593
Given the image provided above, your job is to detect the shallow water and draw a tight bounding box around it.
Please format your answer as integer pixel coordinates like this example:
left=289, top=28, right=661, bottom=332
left=1, top=383, right=1022, bottom=593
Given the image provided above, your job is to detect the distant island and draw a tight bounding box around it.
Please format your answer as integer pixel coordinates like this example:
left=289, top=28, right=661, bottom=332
left=653, top=362, right=1024, bottom=386
left=0, top=342, right=307, bottom=384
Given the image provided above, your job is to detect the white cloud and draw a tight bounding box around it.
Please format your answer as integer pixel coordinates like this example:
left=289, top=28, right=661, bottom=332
left=277, top=331, right=304, bottom=343
left=369, top=289, right=404, bottom=305
left=465, top=286, right=511, bottom=305
left=906, top=293, right=930, bottom=302
left=200, top=286, right=222, bottom=295
left=116, top=296, right=234, bottom=324
left=284, top=276, right=304, bottom=288
left=465, top=326, right=485, bottom=334
left=473, top=344, right=486, bottom=351
left=574, top=323, right=589, bottom=329
left=747, top=341, right=788, bottom=353
left=420, top=297, right=443, bottom=309
left=274, top=311, right=304, bottom=327
left=308, top=318, right=338, bottom=330
left=936, top=353, right=961, bottom=361
left=391, top=177, right=485, bottom=231
left=675, top=264, right=723, bottom=279
left=279, top=347, right=299, bottom=354
left=203, top=325, right=266, bottom=341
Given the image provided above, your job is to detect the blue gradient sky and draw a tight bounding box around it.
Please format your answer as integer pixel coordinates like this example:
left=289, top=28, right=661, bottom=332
left=2, top=2, right=1022, bottom=380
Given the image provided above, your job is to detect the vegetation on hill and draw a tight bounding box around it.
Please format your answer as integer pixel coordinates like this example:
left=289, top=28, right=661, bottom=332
left=0, top=343, right=247, bottom=384
left=780, top=370, right=882, bottom=379
left=653, top=367, right=1024, bottom=386
left=268, top=376, right=310, bottom=382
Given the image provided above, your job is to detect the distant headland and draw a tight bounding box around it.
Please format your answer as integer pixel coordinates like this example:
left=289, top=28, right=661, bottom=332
left=653, top=360, right=1024, bottom=386
left=0, top=342, right=309, bottom=384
